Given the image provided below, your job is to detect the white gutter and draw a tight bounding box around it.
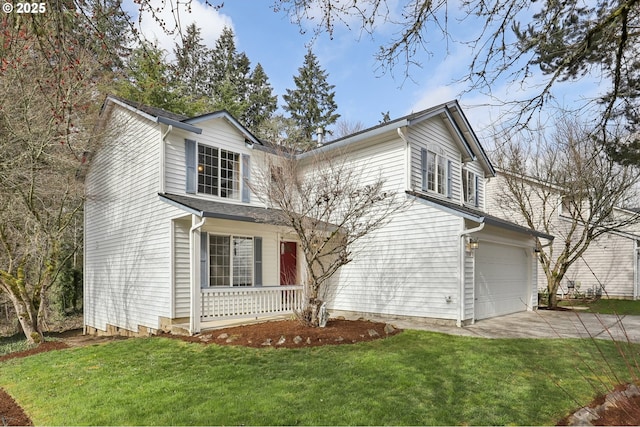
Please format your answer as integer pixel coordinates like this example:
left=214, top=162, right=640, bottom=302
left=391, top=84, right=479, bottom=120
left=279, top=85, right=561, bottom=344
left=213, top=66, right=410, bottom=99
left=458, top=222, right=485, bottom=327
left=397, top=127, right=411, bottom=191
left=189, top=215, right=206, bottom=335
left=297, top=120, right=409, bottom=160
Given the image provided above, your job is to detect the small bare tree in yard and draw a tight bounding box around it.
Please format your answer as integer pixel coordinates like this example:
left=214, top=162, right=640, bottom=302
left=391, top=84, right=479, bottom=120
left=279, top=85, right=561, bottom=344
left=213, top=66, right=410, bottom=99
left=493, top=118, right=640, bottom=308
left=250, top=146, right=407, bottom=327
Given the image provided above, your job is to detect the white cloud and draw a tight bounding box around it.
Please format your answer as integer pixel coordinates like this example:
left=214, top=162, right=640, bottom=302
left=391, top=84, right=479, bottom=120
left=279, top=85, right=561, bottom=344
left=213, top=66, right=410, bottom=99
left=127, top=0, right=233, bottom=58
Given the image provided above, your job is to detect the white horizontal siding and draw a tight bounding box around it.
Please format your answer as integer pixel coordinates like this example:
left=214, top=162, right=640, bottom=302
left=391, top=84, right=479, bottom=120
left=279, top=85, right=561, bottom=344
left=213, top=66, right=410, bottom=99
left=173, top=219, right=191, bottom=318
left=322, top=137, right=463, bottom=320
left=408, top=116, right=487, bottom=208
left=463, top=251, right=475, bottom=321
left=84, top=107, right=183, bottom=333
left=564, top=234, right=635, bottom=298
left=163, top=119, right=267, bottom=207
left=486, top=173, right=638, bottom=298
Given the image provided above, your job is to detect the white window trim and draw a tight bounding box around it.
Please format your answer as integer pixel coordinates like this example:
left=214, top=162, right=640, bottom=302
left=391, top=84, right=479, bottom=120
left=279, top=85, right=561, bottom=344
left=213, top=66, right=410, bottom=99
left=206, top=233, right=255, bottom=287
left=423, top=147, right=449, bottom=197
left=462, top=168, right=478, bottom=207
left=197, top=144, right=241, bottom=200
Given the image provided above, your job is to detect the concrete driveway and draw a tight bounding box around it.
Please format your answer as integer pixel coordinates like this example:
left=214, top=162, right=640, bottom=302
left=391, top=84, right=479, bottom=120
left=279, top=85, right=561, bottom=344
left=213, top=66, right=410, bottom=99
left=392, top=310, right=640, bottom=343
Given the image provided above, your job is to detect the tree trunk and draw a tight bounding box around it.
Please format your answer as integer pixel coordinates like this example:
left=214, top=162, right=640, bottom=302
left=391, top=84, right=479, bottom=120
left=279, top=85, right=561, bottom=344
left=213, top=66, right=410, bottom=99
left=6, top=292, right=44, bottom=344
left=300, top=298, right=328, bottom=327
left=547, top=277, right=562, bottom=309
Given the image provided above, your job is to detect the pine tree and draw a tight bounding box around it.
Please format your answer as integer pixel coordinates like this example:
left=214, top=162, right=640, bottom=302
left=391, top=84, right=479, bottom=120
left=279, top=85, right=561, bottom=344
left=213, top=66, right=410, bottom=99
left=117, top=42, right=189, bottom=115
left=210, top=27, right=276, bottom=132
left=283, top=49, right=340, bottom=142
left=243, top=63, right=278, bottom=132
left=173, top=23, right=213, bottom=97
left=210, top=28, right=250, bottom=114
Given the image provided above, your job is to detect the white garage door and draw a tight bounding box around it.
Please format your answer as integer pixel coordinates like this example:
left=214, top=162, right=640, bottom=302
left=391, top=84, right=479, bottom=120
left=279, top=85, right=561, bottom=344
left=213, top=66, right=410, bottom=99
left=475, top=241, right=530, bottom=320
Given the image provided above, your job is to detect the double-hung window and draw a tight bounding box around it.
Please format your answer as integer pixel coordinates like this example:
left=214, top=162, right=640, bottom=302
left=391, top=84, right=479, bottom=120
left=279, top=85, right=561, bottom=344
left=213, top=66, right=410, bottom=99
left=197, top=145, right=240, bottom=199
left=462, top=169, right=479, bottom=207
left=207, top=234, right=253, bottom=287
left=422, top=148, right=451, bottom=197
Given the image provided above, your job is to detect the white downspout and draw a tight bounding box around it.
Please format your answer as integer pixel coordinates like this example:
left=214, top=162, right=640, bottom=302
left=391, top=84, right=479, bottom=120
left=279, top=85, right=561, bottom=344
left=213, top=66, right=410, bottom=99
left=159, top=125, right=172, bottom=194
left=189, top=214, right=206, bottom=335
left=458, top=222, right=485, bottom=327
left=397, top=128, right=411, bottom=191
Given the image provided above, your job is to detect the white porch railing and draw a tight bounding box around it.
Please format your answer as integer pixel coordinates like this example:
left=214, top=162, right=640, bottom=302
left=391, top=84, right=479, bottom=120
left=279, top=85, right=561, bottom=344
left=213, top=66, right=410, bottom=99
left=201, top=285, right=304, bottom=320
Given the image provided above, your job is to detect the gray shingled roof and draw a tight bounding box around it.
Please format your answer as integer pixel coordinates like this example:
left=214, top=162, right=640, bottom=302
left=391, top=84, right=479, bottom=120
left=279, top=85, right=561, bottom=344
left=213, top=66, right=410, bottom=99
left=406, top=190, right=554, bottom=240
left=159, top=193, right=289, bottom=225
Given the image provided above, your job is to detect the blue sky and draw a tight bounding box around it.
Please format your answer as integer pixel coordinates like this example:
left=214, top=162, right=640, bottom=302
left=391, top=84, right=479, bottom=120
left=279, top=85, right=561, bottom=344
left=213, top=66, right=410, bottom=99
left=126, top=0, right=603, bottom=142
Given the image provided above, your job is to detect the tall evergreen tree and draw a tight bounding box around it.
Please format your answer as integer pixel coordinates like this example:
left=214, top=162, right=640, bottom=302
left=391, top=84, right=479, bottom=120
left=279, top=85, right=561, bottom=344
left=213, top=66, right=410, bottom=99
left=244, top=63, right=278, bottom=132
left=117, top=42, right=189, bottom=115
left=171, top=23, right=215, bottom=114
left=79, top=0, right=133, bottom=74
left=283, top=49, right=340, bottom=142
left=210, top=28, right=250, bottom=114
left=209, top=27, right=276, bottom=133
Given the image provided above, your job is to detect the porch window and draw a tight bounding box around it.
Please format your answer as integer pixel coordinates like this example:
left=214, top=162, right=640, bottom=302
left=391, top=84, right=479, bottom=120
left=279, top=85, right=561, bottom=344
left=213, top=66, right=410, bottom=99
left=462, top=168, right=479, bottom=207
left=208, top=234, right=253, bottom=287
left=197, top=144, right=240, bottom=199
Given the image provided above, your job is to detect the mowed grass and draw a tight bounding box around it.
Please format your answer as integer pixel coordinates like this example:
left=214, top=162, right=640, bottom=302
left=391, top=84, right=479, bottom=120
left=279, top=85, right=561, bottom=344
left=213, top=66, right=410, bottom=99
left=559, top=298, right=640, bottom=315
left=1, top=331, right=638, bottom=426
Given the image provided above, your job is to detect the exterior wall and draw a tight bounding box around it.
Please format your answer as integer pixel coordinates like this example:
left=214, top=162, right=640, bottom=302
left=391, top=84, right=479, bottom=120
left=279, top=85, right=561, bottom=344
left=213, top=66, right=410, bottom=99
left=486, top=173, right=638, bottom=298
left=408, top=116, right=486, bottom=209
left=565, top=233, right=635, bottom=298
left=84, top=106, right=184, bottom=333
left=323, top=134, right=464, bottom=321
left=163, top=118, right=267, bottom=207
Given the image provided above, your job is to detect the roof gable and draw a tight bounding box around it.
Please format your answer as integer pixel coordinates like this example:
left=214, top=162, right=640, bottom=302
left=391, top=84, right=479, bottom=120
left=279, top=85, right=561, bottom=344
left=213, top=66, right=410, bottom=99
left=100, top=95, right=262, bottom=145
left=301, top=100, right=495, bottom=176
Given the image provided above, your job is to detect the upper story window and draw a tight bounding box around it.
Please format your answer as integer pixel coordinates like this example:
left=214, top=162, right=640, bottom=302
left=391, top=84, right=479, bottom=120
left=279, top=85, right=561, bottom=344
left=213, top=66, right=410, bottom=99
left=185, top=139, right=250, bottom=202
left=462, top=168, right=479, bottom=207
left=421, top=148, right=451, bottom=198
left=198, top=145, right=240, bottom=199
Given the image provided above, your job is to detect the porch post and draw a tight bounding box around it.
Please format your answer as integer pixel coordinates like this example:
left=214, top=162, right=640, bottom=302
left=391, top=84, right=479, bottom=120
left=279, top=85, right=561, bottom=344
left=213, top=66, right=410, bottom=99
left=189, top=214, right=205, bottom=334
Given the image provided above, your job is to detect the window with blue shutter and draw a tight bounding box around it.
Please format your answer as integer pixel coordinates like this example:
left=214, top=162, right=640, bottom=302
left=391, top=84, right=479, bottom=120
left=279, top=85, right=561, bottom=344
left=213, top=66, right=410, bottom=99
left=474, top=175, right=479, bottom=207
left=185, top=139, right=196, bottom=194
left=254, top=237, right=262, bottom=286
left=242, top=154, right=251, bottom=203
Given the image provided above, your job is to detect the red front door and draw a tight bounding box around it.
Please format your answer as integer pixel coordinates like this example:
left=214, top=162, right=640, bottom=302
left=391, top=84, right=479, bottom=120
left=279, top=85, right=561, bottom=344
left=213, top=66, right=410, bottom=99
left=280, top=241, right=297, bottom=285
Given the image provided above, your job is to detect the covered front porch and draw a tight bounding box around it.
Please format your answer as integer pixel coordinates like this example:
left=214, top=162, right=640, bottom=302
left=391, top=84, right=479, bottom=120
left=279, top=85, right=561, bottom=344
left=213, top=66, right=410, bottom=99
left=171, top=285, right=305, bottom=335
left=162, top=193, right=306, bottom=335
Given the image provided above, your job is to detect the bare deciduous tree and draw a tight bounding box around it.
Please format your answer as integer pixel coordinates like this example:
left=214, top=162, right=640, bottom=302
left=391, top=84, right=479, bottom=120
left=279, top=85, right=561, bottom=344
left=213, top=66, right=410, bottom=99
left=0, top=14, right=105, bottom=343
left=492, top=118, right=640, bottom=308
left=250, top=146, right=408, bottom=326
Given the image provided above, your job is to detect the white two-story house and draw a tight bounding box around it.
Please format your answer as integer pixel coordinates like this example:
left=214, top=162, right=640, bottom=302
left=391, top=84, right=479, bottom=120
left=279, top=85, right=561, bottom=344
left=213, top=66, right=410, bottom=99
left=84, top=95, right=552, bottom=336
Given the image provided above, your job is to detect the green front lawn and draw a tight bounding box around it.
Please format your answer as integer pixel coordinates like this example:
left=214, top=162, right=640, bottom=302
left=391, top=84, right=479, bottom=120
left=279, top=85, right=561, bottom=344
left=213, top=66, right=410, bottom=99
left=559, top=298, right=640, bottom=315
left=1, top=331, right=638, bottom=425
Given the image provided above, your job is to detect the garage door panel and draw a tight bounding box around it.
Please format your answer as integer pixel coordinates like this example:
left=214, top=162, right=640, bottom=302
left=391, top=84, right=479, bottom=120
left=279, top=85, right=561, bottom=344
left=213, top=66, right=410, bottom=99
left=475, top=241, right=529, bottom=319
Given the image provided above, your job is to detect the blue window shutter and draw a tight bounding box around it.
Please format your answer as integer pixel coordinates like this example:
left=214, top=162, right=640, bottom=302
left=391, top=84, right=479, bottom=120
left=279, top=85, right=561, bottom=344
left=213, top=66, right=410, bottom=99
left=447, top=160, right=452, bottom=199
left=200, top=231, right=208, bottom=288
left=475, top=175, right=480, bottom=207
left=185, top=139, right=196, bottom=194
left=420, top=148, right=427, bottom=191
left=254, top=237, right=262, bottom=286
left=242, top=154, right=251, bottom=203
